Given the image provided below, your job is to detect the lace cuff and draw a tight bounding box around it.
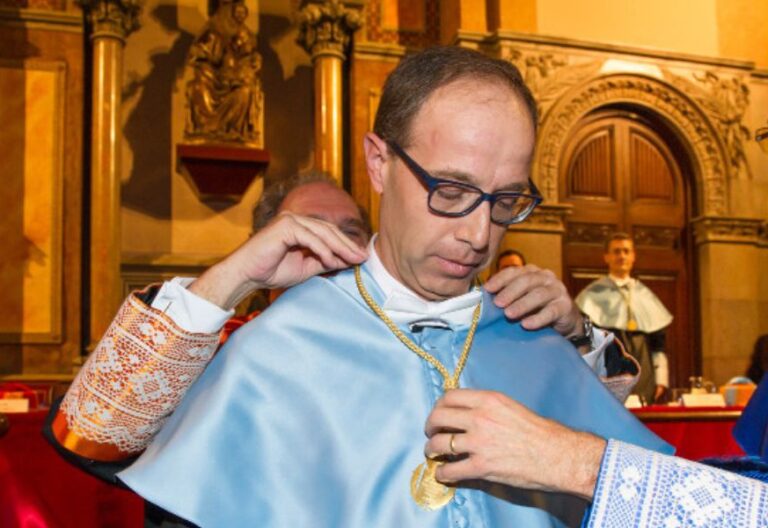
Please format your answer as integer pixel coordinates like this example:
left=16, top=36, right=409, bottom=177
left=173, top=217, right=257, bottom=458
left=587, top=440, right=768, bottom=527
left=53, top=291, right=220, bottom=461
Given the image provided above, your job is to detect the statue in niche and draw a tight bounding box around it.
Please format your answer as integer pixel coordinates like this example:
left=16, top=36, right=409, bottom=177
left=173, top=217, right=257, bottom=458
left=184, top=0, right=264, bottom=148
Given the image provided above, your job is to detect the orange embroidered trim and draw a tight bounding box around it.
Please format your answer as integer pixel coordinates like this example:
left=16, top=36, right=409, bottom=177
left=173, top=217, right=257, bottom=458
left=56, top=292, right=220, bottom=461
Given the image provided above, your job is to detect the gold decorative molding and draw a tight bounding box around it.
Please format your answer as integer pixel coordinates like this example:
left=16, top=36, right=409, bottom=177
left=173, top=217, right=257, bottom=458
left=352, top=41, right=406, bottom=60
left=121, top=257, right=214, bottom=299
left=494, top=30, right=756, bottom=72
left=297, top=0, right=362, bottom=61
left=509, top=203, right=572, bottom=234
left=451, top=30, right=493, bottom=50
left=78, top=0, right=140, bottom=41
left=533, top=74, right=729, bottom=216
left=662, top=70, right=751, bottom=180
left=0, top=7, right=83, bottom=31
left=691, top=216, right=764, bottom=246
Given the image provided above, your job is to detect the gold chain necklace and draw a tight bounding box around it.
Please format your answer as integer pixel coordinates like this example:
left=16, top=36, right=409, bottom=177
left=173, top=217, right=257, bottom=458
left=353, top=265, right=482, bottom=510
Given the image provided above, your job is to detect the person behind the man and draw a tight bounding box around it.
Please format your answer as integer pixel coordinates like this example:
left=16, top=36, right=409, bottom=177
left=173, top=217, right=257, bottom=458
left=220, top=172, right=371, bottom=340
left=496, top=248, right=526, bottom=270
left=576, top=232, right=672, bottom=404
left=53, top=47, right=666, bottom=527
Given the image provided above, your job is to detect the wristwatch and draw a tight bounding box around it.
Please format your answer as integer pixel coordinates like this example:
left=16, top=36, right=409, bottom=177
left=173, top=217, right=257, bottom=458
left=568, top=313, right=594, bottom=348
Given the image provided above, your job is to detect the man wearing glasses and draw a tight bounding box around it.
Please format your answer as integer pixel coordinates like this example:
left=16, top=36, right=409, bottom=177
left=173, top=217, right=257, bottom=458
left=57, top=47, right=668, bottom=526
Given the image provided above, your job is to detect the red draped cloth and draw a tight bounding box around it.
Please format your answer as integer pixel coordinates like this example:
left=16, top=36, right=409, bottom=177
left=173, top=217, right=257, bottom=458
left=632, top=405, right=745, bottom=460
left=0, top=410, right=143, bottom=528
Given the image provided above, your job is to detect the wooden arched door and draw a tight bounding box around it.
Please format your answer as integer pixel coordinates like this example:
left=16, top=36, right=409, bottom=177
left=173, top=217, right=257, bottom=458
left=561, top=109, right=695, bottom=389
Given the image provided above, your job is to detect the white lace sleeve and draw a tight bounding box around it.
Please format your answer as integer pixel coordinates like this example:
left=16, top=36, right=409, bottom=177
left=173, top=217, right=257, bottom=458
left=587, top=440, right=768, bottom=527
left=56, top=292, right=221, bottom=460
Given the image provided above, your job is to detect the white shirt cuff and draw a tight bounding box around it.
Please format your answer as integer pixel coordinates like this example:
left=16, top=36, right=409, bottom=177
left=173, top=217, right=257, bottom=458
left=150, top=277, right=234, bottom=334
left=580, top=330, right=614, bottom=378
left=652, top=352, right=669, bottom=387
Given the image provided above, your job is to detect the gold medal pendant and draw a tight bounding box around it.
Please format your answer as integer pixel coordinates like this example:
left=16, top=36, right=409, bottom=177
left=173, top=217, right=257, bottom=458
left=627, top=319, right=638, bottom=331
left=410, top=458, right=455, bottom=510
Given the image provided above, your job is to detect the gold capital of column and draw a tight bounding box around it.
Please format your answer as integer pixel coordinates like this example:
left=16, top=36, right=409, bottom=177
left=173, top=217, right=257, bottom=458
left=78, top=0, right=141, bottom=41
left=297, top=0, right=361, bottom=61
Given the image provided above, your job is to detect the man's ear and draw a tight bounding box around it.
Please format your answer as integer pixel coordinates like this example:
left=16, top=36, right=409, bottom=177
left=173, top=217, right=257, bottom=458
left=603, top=252, right=610, bottom=266
left=363, top=132, right=390, bottom=194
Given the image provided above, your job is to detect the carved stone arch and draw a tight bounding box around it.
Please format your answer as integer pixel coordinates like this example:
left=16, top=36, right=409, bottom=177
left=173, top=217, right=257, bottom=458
left=533, top=73, right=730, bottom=216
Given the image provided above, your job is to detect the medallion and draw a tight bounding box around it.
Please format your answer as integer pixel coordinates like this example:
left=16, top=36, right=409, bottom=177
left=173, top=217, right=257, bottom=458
left=627, top=319, right=638, bottom=331
left=410, top=458, right=455, bottom=510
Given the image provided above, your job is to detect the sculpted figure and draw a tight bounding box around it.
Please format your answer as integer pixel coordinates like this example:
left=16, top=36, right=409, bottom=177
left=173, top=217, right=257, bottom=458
left=184, top=0, right=264, bottom=147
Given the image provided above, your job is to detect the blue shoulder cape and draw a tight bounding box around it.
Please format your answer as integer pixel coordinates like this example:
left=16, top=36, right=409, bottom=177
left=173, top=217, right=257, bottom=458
left=119, top=264, right=670, bottom=527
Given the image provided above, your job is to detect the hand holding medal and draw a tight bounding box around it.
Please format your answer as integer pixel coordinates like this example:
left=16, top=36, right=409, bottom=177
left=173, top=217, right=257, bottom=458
left=354, top=266, right=481, bottom=510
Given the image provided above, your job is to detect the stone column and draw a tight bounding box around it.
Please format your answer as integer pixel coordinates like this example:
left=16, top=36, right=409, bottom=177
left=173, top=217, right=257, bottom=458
left=297, top=0, right=361, bottom=186
left=79, top=0, right=140, bottom=351
left=692, top=216, right=765, bottom=384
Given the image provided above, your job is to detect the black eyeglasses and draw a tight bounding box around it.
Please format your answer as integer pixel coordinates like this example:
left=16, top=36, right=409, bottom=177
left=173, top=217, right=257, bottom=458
left=387, top=141, right=542, bottom=225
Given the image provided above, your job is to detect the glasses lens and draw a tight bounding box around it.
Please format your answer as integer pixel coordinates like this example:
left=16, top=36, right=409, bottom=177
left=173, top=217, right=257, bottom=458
left=429, top=183, right=482, bottom=215
left=491, top=196, right=536, bottom=224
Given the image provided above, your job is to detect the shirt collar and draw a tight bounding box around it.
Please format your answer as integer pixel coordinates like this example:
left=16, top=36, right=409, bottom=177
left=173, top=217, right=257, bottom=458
left=365, top=236, right=482, bottom=327
left=609, top=274, right=635, bottom=288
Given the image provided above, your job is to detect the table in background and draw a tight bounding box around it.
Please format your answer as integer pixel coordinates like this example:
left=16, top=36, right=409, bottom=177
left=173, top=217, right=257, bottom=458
left=632, top=405, right=745, bottom=460
left=0, top=410, right=143, bottom=528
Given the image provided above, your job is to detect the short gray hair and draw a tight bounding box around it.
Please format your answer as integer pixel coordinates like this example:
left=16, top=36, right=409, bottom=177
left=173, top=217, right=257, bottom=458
left=373, top=46, right=537, bottom=149
left=252, top=172, right=371, bottom=237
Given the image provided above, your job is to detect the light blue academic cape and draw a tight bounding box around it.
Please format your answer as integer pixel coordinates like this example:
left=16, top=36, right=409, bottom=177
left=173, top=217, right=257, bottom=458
left=119, top=264, right=671, bottom=527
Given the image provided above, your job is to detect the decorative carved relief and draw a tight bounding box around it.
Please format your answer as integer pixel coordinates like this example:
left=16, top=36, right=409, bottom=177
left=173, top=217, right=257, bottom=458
left=534, top=74, right=729, bottom=216
left=633, top=226, right=679, bottom=249
left=663, top=70, right=751, bottom=179
left=508, top=204, right=572, bottom=234
left=501, top=47, right=601, bottom=121
left=691, top=216, right=763, bottom=246
left=566, top=222, right=616, bottom=244
left=78, top=0, right=140, bottom=39
left=183, top=0, right=264, bottom=147
left=297, top=0, right=362, bottom=60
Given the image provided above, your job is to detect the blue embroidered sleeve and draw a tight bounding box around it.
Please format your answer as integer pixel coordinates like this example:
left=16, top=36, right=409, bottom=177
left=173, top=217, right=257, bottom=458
left=587, top=440, right=768, bottom=527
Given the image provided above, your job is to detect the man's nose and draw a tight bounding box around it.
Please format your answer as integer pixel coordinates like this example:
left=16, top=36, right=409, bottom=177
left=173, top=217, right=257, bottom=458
left=455, top=201, right=491, bottom=251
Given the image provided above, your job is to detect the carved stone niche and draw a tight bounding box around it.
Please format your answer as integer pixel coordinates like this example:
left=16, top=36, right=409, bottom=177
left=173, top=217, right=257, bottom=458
left=176, top=0, right=269, bottom=203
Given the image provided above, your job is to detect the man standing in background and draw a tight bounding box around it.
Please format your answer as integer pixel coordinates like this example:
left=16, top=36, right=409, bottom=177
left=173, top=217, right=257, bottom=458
left=576, top=232, right=673, bottom=404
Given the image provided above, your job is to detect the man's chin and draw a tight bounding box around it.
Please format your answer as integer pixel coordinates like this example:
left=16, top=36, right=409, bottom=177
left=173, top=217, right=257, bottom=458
left=420, top=276, right=477, bottom=301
